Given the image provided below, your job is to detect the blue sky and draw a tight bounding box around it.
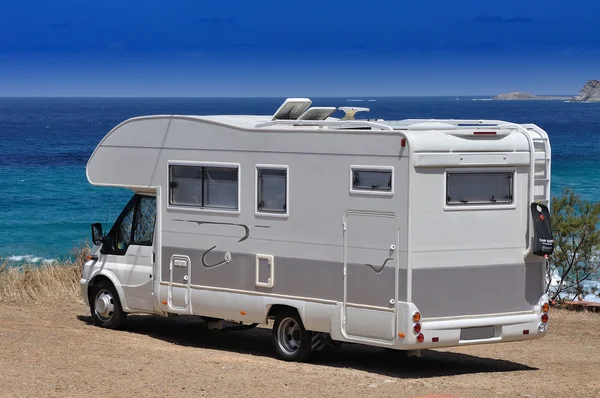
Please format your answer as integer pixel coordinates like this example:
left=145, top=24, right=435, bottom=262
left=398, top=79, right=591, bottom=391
left=0, top=0, right=598, bottom=96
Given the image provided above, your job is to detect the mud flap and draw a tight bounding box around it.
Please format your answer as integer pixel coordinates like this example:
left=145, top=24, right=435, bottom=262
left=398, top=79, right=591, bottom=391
left=531, top=203, right=554, bottom=256
left=311, top=332, right=339, bottom=351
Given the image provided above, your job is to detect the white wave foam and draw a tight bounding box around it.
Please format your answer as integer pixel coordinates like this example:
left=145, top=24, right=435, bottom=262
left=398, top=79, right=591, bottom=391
left=549, top=272, right=600, bottom=302
left=3, top=255, right=58, bottom=264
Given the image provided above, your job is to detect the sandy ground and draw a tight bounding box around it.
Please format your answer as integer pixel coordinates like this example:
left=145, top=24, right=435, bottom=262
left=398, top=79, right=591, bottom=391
left=0, top=301, right=599, bottom=398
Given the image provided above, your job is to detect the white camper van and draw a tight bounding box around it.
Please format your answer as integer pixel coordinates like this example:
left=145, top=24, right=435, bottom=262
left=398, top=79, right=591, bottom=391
left=80, top=98, right=554, bottom=362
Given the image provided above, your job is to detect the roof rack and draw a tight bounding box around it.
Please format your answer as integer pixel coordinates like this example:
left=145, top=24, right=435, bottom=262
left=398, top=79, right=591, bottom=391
left=398, top=119, right=506, bottom=127
left=254, top=119, right=394, bottom=131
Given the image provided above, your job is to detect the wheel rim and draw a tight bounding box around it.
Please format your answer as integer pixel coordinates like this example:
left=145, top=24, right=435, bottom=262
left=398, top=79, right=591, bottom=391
left=277, top=317, right=302, bottom=355
left=94, top=289, right=115, bottom=322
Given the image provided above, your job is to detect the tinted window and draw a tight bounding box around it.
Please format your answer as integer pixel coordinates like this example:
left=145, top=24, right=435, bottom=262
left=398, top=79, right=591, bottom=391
left=116, top=205, right=134, bottom=251
left=133, top=196, right=156, bottom=245
left=203, top=167, right=238, bottom=209
left=352, top=169, right=392, bottom=191
left=446, top=172, right=513, bottom=205
left=257, top=168, right=287, bottom=213
left=108, top=194, right=156, bottom=254
left=169, top=164, right=238, bottom=210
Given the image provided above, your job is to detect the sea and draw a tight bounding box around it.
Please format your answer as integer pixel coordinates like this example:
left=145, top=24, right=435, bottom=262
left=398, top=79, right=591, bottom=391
left=1, top=96, right=599, bottom=270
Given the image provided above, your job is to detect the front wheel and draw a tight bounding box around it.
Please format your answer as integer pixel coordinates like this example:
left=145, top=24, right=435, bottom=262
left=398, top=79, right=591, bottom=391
left=89, top=281, right=127, bottom=329
left=272, top=310, right=312, bottom=362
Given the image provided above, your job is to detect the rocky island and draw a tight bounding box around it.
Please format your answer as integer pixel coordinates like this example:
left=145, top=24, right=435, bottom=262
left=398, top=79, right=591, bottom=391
left=493, top=92, right=536, bottom=100
left=571, top=80, right=600, bottom=102
left=492, top=92, right=571, bottom=101
left=493, top=80, right=600, bottom=102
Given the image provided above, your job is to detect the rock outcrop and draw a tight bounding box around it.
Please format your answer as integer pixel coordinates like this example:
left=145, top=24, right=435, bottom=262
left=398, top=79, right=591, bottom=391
left=571, top=80, right=600, bottom=102
left=493, top=92, right=536, bottom=100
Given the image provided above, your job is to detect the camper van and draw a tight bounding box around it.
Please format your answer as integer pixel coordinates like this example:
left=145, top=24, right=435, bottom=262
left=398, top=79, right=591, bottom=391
left=80, top=98, right=554, bottom=362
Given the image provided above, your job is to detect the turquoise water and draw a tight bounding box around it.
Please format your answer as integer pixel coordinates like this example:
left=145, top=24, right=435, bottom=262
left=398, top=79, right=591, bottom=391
left=1, top=97, right=599, bottom=262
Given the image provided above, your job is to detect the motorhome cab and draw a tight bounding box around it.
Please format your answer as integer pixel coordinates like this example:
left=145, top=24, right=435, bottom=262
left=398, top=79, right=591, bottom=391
left=80, top=98, right=554, bottom=361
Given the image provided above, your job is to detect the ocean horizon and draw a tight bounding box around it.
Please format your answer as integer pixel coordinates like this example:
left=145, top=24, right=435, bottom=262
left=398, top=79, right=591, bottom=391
left=1, top=96, right=599, bottom=265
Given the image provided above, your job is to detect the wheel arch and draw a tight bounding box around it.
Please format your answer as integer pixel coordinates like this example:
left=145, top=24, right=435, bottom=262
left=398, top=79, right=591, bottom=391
left=88, top=270, right=131, bottom=312
left=266, top=303, right=305, bottom=325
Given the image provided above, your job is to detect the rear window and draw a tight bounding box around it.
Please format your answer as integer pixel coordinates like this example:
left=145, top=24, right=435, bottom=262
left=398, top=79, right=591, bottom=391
left=446, top=172, right=513, bottom=205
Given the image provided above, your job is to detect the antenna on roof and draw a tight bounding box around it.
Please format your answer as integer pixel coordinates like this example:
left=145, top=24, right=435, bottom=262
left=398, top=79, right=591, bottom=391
left=272, top=98, right=313, bottom=120
left=338, top=106, right=370, bottom=120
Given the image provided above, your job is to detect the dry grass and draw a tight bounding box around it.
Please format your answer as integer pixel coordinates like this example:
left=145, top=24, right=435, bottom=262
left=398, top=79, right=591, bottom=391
left=0, top=245, right=89, bottom=303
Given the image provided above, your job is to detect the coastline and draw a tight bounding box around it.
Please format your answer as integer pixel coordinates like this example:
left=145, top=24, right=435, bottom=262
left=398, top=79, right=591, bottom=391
left=492, top=95, right=574, bottom=101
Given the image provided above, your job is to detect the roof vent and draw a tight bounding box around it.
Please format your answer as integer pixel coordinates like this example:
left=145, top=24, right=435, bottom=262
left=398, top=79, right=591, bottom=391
left=338, top=106, right=370, bottom=120
left=272, top=98, right=312, bottom=120
left=297, top=107, right=337, bottom=120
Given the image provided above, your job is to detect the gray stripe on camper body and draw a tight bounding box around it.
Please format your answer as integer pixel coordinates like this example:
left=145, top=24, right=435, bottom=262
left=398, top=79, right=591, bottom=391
left=411, top=261, right=544, bottom=318
left=161, top=247, right=405, bottom=308
left=161, top=247, right=544, bottom=317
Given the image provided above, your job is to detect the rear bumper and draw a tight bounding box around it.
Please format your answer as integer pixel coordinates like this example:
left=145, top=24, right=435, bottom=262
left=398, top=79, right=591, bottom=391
left=395, top=294, right=550, bottom=350
left=416, top=312, right=547, bottom=349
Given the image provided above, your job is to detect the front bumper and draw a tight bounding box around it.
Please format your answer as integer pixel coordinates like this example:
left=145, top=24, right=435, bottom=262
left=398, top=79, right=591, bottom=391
left=79, top=278, right=90, bottom=307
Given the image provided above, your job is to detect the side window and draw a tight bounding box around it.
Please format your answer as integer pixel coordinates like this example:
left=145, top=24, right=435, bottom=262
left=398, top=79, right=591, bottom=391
left=108, top=194, right=156, bottom=254
left=446, top=172, right=513, bottom=205
left=169, top=164, right=239, bottom=210
left=132, top=196, right=156, bottom=245
left=204, top=167, right=238, bottom=209
left=257, top=166, right=287, bottom=214
left=350, top=166, right=393, bottom=194
left=116, top=204, right=134, bottom=251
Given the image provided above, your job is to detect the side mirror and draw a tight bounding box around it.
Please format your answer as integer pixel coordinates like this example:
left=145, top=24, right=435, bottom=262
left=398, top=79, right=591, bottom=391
left=91, top=223, right=103, bottom=246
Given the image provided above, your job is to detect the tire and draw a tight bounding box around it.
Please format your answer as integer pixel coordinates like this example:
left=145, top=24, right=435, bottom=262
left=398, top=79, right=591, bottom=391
left=272, top=309, right=313, bottom=362
left=89, top=280, right=127, bottom=329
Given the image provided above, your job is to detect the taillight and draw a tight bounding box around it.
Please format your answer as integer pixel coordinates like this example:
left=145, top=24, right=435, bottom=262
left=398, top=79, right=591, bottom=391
left=412, top=311, right=424, bottom=342
left=413, top=323, right=421, bottom=334
left=541, top=313, right=549, bottom=323
left=542, top=303, right=550, bottom=312
left=412, top=312, right=421, bottom=323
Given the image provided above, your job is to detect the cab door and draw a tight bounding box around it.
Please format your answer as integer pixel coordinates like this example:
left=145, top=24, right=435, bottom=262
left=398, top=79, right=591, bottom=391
left=101, top=193, right=157, bottom=312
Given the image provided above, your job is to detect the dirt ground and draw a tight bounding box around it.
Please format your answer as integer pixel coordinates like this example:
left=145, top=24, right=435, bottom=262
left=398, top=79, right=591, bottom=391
left=0, top=301, right=599, bottom=398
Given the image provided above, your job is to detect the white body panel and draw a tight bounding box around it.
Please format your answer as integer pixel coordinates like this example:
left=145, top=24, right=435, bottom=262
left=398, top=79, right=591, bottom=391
left=80, top=102, right=552, bottom=353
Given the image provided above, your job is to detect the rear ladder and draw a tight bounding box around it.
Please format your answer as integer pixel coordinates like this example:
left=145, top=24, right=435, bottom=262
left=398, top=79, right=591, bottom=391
left=524, top=124, right=552, bottom=207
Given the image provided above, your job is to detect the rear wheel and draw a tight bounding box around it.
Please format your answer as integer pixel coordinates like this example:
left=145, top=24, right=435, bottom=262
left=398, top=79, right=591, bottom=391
left=89, top=280, right=127, bottom=329
left=272, top=309, right=312, bottom=362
